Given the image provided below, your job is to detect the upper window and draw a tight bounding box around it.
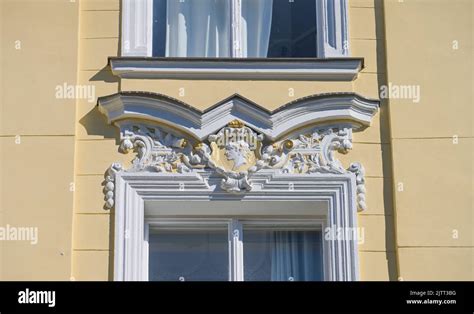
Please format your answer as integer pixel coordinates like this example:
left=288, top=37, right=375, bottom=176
left=121, top=0, right=350, bottom=58
left=152, top=0, right=317, bottom=58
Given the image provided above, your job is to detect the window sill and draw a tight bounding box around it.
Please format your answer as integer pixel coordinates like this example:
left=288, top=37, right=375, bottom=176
left=108, top=57, right=364, bottom=81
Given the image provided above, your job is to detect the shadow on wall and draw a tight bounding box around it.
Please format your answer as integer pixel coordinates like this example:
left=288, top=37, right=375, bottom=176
left=79, top=66, right=121, bottom=144
left=374, top=0, right=398, bottom=281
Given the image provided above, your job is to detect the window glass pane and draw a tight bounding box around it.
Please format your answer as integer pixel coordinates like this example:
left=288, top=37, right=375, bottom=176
left=148, top=227, right=229, bottom=281
left=153, top=0, right=231, bottom=57
left=244, top=0, right=317, bottom=58
left=243, top=228, right=323, bottom=281
left=241, top=0, right=274, bottom=57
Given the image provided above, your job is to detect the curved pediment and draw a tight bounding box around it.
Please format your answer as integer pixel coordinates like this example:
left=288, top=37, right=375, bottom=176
left=97, top=92, right=379, bottom=141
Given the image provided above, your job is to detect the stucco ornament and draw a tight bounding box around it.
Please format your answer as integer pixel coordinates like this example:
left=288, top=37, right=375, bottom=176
left=104, top=121, right=367, bottom=210
left=117, top=123, right=198, bottom=173
left=194, top=120, right=264, bottom=193
left=103, top=162, right=122, bottom=209
left=348, top=162, right=367, bottom=211
left=257, top=128, right=353, bottom=175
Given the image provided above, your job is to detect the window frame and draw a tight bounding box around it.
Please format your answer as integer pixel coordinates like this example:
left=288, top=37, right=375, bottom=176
left=144, top=218, right=327, bottom=281
left=112, top=170, right=360, bottom=281
left=121, top=0, right=350, bottom=58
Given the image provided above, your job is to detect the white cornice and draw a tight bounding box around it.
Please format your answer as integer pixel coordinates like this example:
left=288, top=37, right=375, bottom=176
left=108, top=57, right=364, bottom=81
left=97, top=92, right=379, bottom=141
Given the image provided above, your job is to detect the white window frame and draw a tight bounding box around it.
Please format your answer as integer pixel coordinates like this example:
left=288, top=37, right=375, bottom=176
left=144, top=218, right=327, bottom=281
left=121, top=0, right=350, bottom=58
left=113, top=170, right=360, bottom=281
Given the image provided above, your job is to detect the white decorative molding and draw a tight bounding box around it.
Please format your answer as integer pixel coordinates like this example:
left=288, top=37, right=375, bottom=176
left=108, top=57, right=363, bottom=80
left=97, top=92, right=379, bottom=141
left=117, top=123, right=198, bottom=173
left=196, top=125, right=356, bottom=194
left=316, top=0, right=350, bottom=58
left=112, top=171, right=360, bottom=281
left=98, top=92, right=379, bottom=281
left=121, top=0, right=153, bottom=57
left=195, top=122, right=262, bottom=193
left=104, top=163, right=123, bottom=209
left=348, top=162, right=367, bottom=211
left=103, top=120, right=367, bottom=212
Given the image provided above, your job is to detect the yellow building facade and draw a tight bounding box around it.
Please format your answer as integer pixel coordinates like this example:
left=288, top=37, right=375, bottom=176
left=0, top=0, right=472, bottom=281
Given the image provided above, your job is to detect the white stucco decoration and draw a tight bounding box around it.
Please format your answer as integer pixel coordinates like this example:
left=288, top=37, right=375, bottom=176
left=99, top=92, right=378, bottom=212
left=121, top=0, right=350, bottom=58
left=96, top=92, right=380, bottom=281
left=98, top=92, right=379, bottom=141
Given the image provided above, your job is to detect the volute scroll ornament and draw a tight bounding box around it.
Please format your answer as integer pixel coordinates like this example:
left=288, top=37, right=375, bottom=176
left=104, top=120, right=367, bottom=211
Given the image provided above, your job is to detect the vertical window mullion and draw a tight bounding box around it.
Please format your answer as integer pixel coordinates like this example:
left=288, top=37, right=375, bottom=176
left=229, top=219, right=244, bottom=281
left=231, top=0, right=242, bottom=57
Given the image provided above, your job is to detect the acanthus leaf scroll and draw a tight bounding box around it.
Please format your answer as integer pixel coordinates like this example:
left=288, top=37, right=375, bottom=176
left=104, top=120, right=367, bottom=211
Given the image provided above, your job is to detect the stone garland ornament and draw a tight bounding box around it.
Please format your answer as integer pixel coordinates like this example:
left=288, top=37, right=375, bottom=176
left=103, top=162, right=122, bottom=209
left=347, top=162, right=367, bottom=211
left=104, top=120, right=368, bottom=211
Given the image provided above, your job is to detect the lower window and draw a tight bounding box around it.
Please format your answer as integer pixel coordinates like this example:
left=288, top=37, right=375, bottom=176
left=147, top=219, right=324, bottom=281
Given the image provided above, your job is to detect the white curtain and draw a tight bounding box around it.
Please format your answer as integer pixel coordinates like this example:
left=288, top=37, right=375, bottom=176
left=241, top=0, right=273, bottom=57
left=164, top=0, right=273, bottom=58
left=271, top=231, right=320, bottom=281
left=166, top=0, right=231, bottom=57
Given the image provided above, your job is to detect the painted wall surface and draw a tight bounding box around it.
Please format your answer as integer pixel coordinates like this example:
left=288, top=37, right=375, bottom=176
left=0, top=0, right=79, bottom=279
left=383, top=0, right=473, bottom=280
left=0, top=0, right=471, bottom=281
